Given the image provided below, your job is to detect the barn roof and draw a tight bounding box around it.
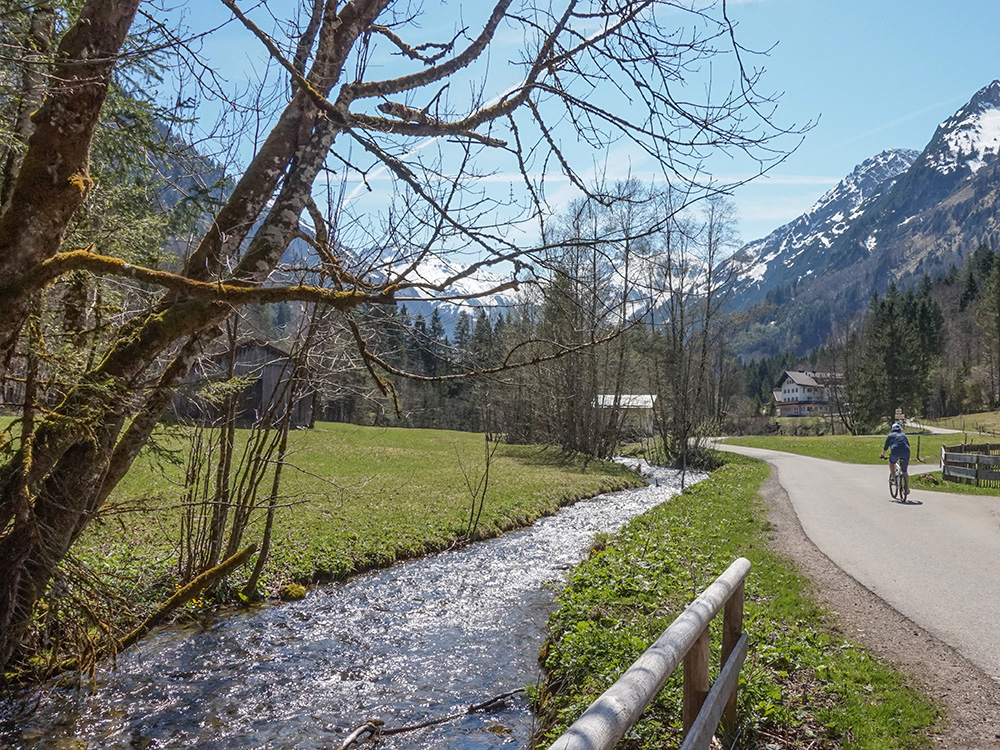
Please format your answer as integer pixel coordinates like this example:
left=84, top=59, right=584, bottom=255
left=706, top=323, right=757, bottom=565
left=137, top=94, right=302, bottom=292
left=596, top=394, right=656, bottom=409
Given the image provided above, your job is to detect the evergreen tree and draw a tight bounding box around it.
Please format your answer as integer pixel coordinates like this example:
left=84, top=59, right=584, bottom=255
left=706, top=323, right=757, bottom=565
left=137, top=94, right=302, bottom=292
left=453, top=310, right=472, bottom=363
left=959, top=270, right=978, bottom=312
left=848, top=286, right=929, bottom=431
left=976, top=253, right=1000, bottom=405
left=470, top=309, right=496, bottom=369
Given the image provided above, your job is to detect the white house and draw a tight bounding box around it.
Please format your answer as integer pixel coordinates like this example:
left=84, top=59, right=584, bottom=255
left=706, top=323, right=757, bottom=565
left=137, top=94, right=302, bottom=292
left=771, top=371, right=838, bottom=417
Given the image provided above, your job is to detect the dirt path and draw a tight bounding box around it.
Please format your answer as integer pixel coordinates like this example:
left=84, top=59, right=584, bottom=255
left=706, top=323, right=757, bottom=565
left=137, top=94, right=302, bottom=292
left=761, top=467, right=1000, bottom=747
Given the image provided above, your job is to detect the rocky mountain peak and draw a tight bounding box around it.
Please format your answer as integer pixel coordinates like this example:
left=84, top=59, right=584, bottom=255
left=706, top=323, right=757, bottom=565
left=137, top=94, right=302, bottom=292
left=966, top=79, right=1000, bottom=110
left=729, top=81, right=1000, bottom=358
left=840, top=149, right=922, bottom=198
left=731, top=147, right=918, bottom=300
left=924, top=79, right=1000, bottom=176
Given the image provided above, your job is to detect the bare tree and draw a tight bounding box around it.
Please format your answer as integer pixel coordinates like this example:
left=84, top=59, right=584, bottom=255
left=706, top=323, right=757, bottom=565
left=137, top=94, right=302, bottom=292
left=0, top=0, right=795, bottom=667
left=648, top=193, right=741, bottom=469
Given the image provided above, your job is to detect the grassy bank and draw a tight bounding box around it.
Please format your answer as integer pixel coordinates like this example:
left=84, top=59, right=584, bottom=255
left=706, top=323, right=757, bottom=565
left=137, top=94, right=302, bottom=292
left=923, top=411, right=1000, bottom=434
left=909, top=471, right=1000, bottom=496
left=83, top=422, right=642, bottom=601
left=535, top=454, right=937, bottom=749
left=719, top=433, right=957, bottom=465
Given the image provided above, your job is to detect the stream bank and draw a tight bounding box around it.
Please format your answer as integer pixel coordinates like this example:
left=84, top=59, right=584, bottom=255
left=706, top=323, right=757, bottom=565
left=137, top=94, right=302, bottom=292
left=1, top=461, right=698, bottom=750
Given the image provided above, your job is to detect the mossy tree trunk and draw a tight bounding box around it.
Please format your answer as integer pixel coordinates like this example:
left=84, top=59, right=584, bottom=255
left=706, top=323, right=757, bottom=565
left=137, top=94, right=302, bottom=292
left=0, top=0, right=387, bottom=668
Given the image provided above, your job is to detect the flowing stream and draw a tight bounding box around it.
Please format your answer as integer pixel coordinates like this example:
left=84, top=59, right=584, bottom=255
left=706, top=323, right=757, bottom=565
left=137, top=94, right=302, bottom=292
left=1, top=461, right=701, bottom=750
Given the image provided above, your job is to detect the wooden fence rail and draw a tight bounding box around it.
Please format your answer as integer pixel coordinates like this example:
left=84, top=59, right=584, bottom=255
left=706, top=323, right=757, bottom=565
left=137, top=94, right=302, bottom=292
left=941, top=444, right=1000, bottom=488
left=547, top=557, right=751, bottom=750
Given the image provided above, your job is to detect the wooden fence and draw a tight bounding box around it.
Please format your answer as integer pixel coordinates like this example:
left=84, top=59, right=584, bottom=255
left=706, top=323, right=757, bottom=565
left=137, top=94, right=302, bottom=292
left=547, top=557, right=751, bottom=750
left=941, top=443, right=1000, bottom=488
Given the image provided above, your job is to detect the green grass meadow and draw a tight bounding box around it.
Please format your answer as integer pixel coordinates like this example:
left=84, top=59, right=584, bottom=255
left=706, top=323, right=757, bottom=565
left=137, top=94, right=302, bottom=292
left=85, top=422, right=643, bottom=597
left=923, top=410, right=1000, bottom=434
left=535, top=454, right=938, bottom=749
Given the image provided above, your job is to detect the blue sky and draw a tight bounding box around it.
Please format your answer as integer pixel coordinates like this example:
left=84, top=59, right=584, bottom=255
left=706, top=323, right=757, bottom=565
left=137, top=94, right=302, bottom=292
left=723, top=0, right=1000, bottom=243
left=172, top=1, right=1000, bottom=251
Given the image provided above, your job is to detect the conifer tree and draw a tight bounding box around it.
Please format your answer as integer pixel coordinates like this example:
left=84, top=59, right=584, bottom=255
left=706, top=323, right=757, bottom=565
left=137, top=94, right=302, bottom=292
left=976, top=251, right=1000, bottom=405
left=848, top=285, right=932, bottom=431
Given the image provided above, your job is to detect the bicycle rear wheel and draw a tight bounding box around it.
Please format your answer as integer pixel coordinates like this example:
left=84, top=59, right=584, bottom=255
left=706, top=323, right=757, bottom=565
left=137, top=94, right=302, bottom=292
left=889, top=471, right=898, bottom=499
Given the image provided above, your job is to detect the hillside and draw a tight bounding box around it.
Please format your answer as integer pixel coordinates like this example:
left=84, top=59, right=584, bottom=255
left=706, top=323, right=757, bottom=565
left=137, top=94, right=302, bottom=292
left=731, top=81, right=1000, bottom=358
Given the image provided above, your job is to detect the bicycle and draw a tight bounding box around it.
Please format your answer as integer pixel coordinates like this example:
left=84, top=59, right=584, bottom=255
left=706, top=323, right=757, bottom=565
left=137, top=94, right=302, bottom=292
left=881, top=456, right=908, bottom=502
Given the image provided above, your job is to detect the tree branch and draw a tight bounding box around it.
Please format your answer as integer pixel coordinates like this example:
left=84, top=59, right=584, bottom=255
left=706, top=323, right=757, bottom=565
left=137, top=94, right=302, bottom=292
left=11, top=249, right=400, bottom=310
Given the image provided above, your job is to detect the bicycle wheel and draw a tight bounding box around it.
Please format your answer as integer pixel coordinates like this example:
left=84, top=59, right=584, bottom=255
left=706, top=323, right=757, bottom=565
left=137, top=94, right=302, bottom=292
left=889, top=471, right=898, bottom=499
left=901, top=474, right=909, bottom=502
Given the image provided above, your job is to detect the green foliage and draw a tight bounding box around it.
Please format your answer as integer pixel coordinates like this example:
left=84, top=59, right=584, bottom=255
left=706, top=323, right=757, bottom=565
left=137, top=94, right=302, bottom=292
left=741, top=352, right=799, bottom=406
left=351, top=303, right=504, bottom=433
left=846, top=284, right=943, bottom=432
left=958, top=243, right=995, bottom=312
left=536, top=455, right=938, bottom=749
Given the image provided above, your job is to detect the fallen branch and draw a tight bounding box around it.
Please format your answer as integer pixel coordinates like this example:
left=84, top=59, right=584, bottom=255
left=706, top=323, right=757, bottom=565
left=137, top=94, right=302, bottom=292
left=56, top=545, right=256, bottom=673
left=338, top=688, right=525, bottom=749
left=116, top=545, right=257, bottom=651
left=337, top=721, right=381, bottom=750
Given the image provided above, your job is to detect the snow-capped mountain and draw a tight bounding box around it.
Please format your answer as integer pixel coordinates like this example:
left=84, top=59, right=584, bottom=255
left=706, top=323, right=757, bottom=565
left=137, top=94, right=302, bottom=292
left=731, top=81, right=1000, bottom=357
left=733, top=148, right=919, bottom=307
left=389, top=255, right=524, bottom=331
left=924, top=80, right=1000, bottom=176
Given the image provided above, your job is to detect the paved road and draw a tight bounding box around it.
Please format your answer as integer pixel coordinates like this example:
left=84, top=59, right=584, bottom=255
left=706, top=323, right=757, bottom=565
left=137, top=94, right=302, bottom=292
left=718, top=443, right=1000, bottom=681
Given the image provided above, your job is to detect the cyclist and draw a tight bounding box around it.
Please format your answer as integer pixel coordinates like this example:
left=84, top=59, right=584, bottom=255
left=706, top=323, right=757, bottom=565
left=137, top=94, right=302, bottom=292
left=880, top=422, right=910, bottom=494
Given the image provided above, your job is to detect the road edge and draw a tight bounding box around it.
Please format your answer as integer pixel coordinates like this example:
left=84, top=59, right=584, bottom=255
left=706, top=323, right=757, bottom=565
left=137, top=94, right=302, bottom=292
left=759, top=463, right=1000, bottom=747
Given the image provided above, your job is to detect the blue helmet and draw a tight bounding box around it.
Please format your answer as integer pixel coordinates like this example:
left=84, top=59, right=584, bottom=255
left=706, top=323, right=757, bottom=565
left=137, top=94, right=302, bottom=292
left=891, top=422, right=902, bottom=432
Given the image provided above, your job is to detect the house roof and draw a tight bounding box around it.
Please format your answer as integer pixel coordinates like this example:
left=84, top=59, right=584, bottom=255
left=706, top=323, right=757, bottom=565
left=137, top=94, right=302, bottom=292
left=777, top=370, right=819, bottom=387
left=596, top=394, right=656, bottom=409
left=203, top=337, right=294, bottom=361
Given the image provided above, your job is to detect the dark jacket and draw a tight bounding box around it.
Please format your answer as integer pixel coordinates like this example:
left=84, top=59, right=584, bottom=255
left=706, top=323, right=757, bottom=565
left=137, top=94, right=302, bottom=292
left=883, top=432, right=910, bottom=458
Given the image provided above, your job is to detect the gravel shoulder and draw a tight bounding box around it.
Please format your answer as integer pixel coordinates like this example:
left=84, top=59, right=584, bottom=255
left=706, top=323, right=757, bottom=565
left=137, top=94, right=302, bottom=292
left=760, top=465, right=1000, bottom=748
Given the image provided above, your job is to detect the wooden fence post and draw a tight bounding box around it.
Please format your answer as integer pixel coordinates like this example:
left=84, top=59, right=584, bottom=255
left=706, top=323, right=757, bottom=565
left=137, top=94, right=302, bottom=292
left=548, top=558, right=751, bottom=750
left=720, top=578, right=745, bottom=733
left=683, top=626, right=710, bottom=733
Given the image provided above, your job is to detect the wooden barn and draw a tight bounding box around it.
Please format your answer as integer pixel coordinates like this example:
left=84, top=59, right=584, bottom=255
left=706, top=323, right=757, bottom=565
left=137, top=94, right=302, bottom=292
left=174, top=339, right=315, bottom=428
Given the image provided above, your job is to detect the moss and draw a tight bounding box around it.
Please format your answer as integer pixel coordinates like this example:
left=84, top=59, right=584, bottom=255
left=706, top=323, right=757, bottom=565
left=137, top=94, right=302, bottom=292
left=67, top=172, right=93, bottom=196
left=279, top=583, right=307, bottom=601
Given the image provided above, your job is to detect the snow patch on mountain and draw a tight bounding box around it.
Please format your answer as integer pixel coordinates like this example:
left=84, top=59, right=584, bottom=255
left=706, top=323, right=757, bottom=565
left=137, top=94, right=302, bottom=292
left=926, top=80, right=1000, bottom=176
left=393, top=256, right=515, bottom=302
left=942, top=108, right=1000, bottom=173
left=731, top=148, right=919, bottom=302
